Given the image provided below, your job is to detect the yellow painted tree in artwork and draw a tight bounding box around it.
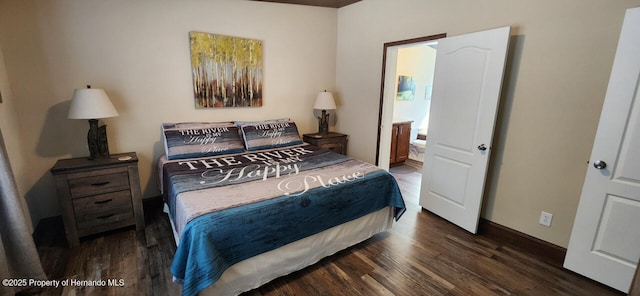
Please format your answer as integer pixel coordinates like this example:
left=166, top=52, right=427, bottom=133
left=189, top=32, right=263, bottom=108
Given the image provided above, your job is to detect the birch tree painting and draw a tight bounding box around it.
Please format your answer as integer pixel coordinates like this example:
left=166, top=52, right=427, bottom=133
left=189, top=32, right=263, bottom=108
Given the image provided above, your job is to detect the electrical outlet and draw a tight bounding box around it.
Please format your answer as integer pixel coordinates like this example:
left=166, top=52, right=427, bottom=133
left=539, top=211, right=553, bottom=227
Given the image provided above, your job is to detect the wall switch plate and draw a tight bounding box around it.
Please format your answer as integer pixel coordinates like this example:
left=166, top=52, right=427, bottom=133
left=539, top=211, right=553, bottom=227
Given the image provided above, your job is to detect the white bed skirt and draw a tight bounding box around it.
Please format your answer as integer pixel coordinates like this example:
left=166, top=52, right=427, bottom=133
left=165, top=206, right=394, bottom=295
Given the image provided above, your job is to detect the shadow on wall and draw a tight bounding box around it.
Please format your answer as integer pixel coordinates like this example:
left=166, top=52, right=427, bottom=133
left=481, top=34, right=525, bottom=219
left=24, top=171, right=61, bottom=226
left=26, top=100, right=97, bottom=224
left=36, top=100, right=88, bottom=158
left=144, top=138, right=166, bottom=199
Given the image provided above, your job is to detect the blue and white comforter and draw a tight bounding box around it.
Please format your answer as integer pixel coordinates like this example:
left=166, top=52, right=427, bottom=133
left=161, top=143, right=405, bottom=296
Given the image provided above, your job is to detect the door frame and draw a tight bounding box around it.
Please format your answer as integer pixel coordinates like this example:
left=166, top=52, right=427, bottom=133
left=375, top=33, right=446, bottom=167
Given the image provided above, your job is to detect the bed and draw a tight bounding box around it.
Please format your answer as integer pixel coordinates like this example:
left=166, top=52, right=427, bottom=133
left=159, top=120, right=406, bottom=296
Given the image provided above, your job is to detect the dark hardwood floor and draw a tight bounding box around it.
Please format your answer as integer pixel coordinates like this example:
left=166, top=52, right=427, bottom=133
left=26, top=161, right=623, bottom=296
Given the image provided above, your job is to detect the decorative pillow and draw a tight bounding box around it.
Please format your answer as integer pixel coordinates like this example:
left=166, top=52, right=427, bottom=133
left=162, top=122, right=245, bottom=160
left=238, top=119, right=303, bottom=151
left=233, top=118, right=290, bottom=126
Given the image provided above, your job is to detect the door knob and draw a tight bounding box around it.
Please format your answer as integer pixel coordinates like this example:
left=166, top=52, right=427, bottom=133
left=593, top=160, right=607, bottom=169
left=477, top=144, right=487, bottom=151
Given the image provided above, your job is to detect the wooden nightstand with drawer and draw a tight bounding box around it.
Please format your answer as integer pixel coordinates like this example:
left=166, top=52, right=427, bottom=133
left=303, top=132, right=348, bottom=155
left=51, top=152, right=145, bottom=247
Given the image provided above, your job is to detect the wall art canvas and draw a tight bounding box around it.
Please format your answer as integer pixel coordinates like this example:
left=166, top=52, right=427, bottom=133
left=396, top=75, right=416, bottom=101
left=189, top=32, right=263, bottom=108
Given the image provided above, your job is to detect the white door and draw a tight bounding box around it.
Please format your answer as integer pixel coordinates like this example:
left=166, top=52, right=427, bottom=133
left=419, top=26, right=510, bottom=233
left=564, top=7, right=640, bottom=293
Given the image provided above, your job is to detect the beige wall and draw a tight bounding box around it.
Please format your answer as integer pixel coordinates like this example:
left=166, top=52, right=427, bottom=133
left=3, top=0, right=640, bottom=248
left=0, top=0, right=337, bottom=226
left=336, top=0, right=640, bottom=247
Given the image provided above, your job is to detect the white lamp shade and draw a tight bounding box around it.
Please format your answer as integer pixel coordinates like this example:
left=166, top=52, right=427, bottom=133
left=68, top=88, right=119, bottom=119
left=313, top=91, right=336, bottom=110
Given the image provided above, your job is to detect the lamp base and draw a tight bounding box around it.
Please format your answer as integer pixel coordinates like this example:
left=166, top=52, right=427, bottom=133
left=317, top=110, right=330, bottom=134
left=87, top=119, right=110, bottom=159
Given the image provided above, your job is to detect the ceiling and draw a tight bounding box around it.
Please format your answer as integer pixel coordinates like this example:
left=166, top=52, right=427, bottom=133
left=250, top=0, right=362, bottom=8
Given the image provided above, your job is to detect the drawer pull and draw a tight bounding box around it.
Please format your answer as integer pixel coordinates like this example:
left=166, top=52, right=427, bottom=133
left=94, top=199, right=113, bottom=205
left=91, top=181, right=111, bottom=187
left=97, top=214, right=115, bottom=220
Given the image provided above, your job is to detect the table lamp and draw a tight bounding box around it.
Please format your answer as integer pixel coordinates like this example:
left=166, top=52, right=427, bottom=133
left=68, top=85, right=119, bottom=159
left=313, top=90, right=336, bottom=134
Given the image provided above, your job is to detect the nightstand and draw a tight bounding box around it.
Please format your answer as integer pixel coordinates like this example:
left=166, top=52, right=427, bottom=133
left=303, top=132, right=348, bottom=155
left=51, top=152, right=145, bottom=247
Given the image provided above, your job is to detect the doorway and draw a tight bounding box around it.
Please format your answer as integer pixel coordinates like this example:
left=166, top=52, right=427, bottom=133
left=376, top=34, right=445, bottom=171
left=378, top=27, right=511, bottom=233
